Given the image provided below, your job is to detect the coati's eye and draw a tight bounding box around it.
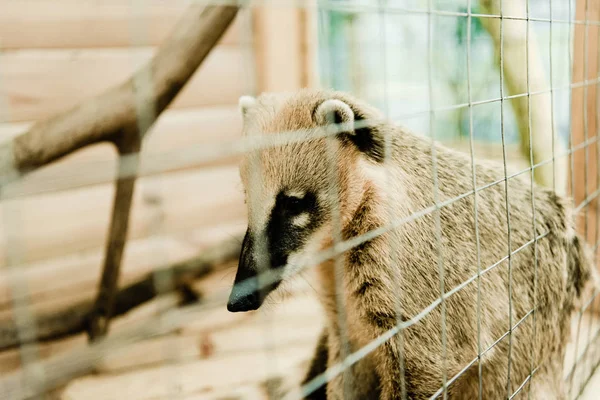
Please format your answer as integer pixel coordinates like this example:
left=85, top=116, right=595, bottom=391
left=272, top=191, right=318, bottom=223
left=285, top=195, right=305, bottom=214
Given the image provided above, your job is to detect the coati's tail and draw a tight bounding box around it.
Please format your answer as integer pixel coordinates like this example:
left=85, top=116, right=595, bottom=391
left=567, top=234, right=598, bottom=308
left=300, top=328, right=328, bottom=400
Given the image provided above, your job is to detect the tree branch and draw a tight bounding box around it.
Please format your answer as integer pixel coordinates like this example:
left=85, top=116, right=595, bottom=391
left=88, top=4, right=239, bottom=340
left=0, top=4, right=239, bottom=340
left=88, top=136, right=141, bottom=341
left=0, top=5, right=239, bottom=182
left=0, top=235, right=242, bottom=351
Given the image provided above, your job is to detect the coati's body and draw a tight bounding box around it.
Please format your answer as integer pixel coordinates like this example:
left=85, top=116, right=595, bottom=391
left=226, top=89, right=593, bottom=399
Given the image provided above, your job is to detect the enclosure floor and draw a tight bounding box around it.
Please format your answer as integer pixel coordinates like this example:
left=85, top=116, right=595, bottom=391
left=3, top=265, right=600, bottom=399
left=566, top=311, right=600, bottom=400
left=580, top=368, right=600, bottom=400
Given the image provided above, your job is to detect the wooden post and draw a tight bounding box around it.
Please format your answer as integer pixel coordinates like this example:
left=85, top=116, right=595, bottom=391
left=479, top=0, right=566, bottom=194
left=572, top=0, right=600, bottom=260
left=252, top=1, right=318, bottom=93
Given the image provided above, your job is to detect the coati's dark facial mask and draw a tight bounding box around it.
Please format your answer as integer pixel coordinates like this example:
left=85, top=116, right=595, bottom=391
left=227, top=189, right=324, bottom=312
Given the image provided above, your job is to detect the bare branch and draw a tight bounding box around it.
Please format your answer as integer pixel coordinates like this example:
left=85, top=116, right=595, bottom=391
left=0, top=4, right=239, bottom=340
left=88, top=137, right=141, bottom=341
left=0, top=235, right=242, bottom=351
left=0, top=4, right=239, bottom=184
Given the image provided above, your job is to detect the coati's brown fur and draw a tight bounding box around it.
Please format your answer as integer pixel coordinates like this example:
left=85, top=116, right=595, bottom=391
left=229, top=89, right=595, bottom=399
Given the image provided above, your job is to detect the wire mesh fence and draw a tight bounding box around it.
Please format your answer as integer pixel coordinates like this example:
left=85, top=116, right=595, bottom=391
left=1, top=0, right=600, bottom=399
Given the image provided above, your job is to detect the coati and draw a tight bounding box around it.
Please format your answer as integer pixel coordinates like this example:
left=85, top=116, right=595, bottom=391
left=225, top=88, right=594, bottom=399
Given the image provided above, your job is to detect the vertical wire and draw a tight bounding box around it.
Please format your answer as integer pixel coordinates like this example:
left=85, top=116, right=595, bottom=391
left=565, top=3, right=579, bottom=387
left=241, top=1, right=281, bottom=395
left=318, top=4, right=333, bottom=90
left=583, top=0, right=591, bottom=253
left=320, top=3, right=352, bottom=397
left=1, top=207, right=46, bottom=396
left=504, top=7, right=515, bottom=395
left=464, top=1, right=484, bottom=398
left=127, top=1, right=182, bottom=397
left=496, top=0, right=515, bottom=397
left=324, top=121, right=353, bottom=400
left=549, top=0, right=558, bottom=195
left=524, top=0, right=540, bottom=398
left=246, top=138, right=279, bottom=396
left=0, top=49, right=46, bottom=396
left=378, top=1, right=406, bottom=398
left=570, top=0, right=577, bottom=206
left=427, top=0, right=449, bottom=397
left=569, top=0, right=590, bottom=395
left=312, top=8, right=334, bottom=398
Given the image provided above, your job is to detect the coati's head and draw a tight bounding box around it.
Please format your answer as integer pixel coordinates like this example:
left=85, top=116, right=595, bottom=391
left=226, top=89, right=386, bottom=312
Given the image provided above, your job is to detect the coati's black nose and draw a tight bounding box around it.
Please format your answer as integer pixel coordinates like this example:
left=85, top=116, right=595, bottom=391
left=228, top=229, right=263, bottom=312
left=227, top=289, right=260, bottom=312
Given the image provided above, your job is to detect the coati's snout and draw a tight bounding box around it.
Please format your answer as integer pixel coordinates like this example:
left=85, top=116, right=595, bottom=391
left=227, top=230, right=281, bottom=312
left=227, top=191, right=324, bottom=313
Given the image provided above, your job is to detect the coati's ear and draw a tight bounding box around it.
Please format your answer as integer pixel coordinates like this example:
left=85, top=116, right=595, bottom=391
left=314, top=99, right=355, bottom=135
left=314, top=98, right=385, bottom=163
left=239, top=95, right=257, bottom=117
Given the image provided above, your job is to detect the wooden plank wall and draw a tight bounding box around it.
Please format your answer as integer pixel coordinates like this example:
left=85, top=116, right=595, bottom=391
left=572, top=0, right=600, bottom=262
left=0, top=3, right=319, bottom=395
left=0, top=1, right=315, bottom=308
left=0, top=1, right=241, bottom=271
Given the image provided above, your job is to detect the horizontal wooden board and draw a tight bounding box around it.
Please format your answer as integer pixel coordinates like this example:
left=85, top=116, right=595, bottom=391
left=95, top=294, right=322, bottom=373
left=0, top=165, right=246, bottom=267
left=0, top=122, right=29, bottom=140
left=0, top=107, right=243, bottom=198
left=0, top=123, right=531, bottom=201
left=0, top=47, right=247, bottom=122
left=0, top=0, right=240, bottom=49
left=0, top=289, right=186, bottom=375
left=57, top=307, right=600, bottom=400
left=0, top=235, right=191, bottom=311
left=61, top=295, right=321, bottom=400
left=0, top=226, right=244, bottom=320
left=0, top=287, right=322, bottom=397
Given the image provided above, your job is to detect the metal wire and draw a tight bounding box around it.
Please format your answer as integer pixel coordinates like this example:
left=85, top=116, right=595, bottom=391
left=525, top=0, right=541, bottom=397
left=465, top=0, right=484, bottom=398
left=426, top=0, right=449, bottom=397
left=498, top=0, right=515, bottom=395
left=128, top=1, right=184, bottom=397
left=0, top=39, right=46, bottom=398
left=377, top=1, right=408, bottom=398
left=4, top=76, right=600, bottom=202
left=320, top=7, right=353, bottom=396
left=3, top=1, right=600, bottom=399
left=237, top=2, right=283, bottom=397
left=430, top=307, right=537, bottom=400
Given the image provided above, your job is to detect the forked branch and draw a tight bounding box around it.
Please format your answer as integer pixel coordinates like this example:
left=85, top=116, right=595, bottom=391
left=0, top=4, right=239, bottom=341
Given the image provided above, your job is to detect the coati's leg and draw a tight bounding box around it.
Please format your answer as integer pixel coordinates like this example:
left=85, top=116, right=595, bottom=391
left=324, top=327, right=347, bottom=400
left=301, top=328, right=329, bottom=400
left=301, top=327, right=387, bottom=400
left=371, top=339, right=410, bottom=400
left=325, top=325, right=381, bottom=400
